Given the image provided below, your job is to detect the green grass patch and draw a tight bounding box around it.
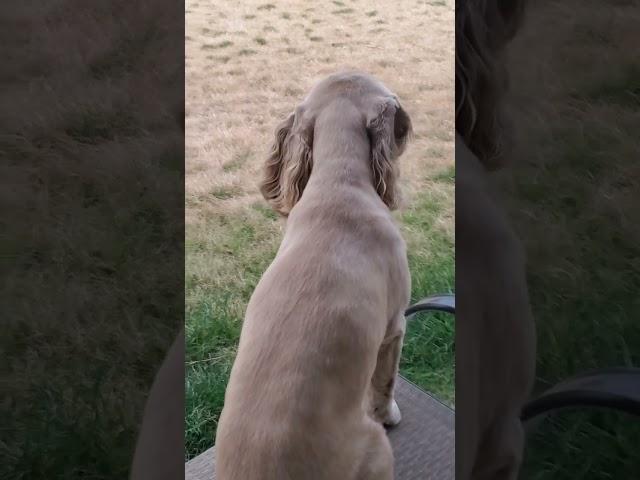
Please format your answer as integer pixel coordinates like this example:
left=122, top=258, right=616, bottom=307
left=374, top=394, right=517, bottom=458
left=64, top=108, right=140, bottom=144
left=399, top=190, right=455, bottom=404
left=284, top=85, right=303, bottom=97
left=186, top=210, right=280, bottom=459
left=202, top=40, right=233, bottom=50
left=432, top=165, right=455, bottom=184
left=522, top=410, right=640, bottom=479
left=202, top=28, right=224, bottom=37
left=251, top=202, right=279, bottom=221
left=332, top=8, right=354, bottom=15
left=504, top=58, right=640, bottom=478
left=210, top=55, right=231, bottom=64
left=223, top=151, right=251, bottom=172
left=210, top=186, right=240, bottom=200
left=581, top=65, right=640, bottom=108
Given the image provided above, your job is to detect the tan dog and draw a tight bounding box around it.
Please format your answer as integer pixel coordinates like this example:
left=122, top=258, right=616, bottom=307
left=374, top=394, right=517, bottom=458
left=456, top=134, right=536, bottom=479
left=215, top=71, right=413, bottom=480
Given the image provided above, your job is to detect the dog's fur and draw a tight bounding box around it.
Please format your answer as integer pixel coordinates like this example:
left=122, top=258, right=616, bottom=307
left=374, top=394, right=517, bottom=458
left=456, top=134, right=535, bottom=479
left=215, top=72, right=413, bottom=480
left=456, top=1, right=535, bottom=479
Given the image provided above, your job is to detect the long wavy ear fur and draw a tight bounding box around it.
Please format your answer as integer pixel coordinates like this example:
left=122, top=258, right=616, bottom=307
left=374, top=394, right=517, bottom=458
left=456, top=0, right=527, bottom=170
left=259, top=112, right=313, bottom=216
left=368, top=100, right=412, bottom=210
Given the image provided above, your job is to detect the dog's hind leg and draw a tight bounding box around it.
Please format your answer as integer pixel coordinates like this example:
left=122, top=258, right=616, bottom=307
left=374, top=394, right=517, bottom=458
left=471, top=414, right=524, bottom=480
left=370, top=312, right=406, bottom=427
left=354, top=423, right=394, bottom=480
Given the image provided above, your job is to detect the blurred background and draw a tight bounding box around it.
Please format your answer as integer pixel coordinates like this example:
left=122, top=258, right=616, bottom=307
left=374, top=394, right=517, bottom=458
left=499, top=1, right=640, bottom=477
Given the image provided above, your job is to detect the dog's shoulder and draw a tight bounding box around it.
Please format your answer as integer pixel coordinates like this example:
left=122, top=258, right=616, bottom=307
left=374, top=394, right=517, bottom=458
left=456, top=136, right=523, bottom=262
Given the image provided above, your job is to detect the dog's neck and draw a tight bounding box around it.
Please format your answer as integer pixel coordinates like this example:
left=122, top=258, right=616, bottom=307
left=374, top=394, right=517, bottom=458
left=307, top=104, right=375, bottom=193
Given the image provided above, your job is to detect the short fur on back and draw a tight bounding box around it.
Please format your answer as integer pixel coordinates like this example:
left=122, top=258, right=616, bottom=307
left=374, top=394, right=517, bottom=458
left=216, top=71, right=412, bottom=480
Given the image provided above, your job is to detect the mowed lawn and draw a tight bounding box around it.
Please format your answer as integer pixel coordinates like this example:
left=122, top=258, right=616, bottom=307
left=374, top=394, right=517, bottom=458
left=502, top=1, right=640, bottom=478
left=185, top=0, right=454, bottom=460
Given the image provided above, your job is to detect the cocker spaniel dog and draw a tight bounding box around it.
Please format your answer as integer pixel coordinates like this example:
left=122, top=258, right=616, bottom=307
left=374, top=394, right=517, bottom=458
left=215, top=71, right=413, bottom=480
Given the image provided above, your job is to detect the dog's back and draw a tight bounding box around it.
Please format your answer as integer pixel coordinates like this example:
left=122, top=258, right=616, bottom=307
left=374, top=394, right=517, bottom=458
left=456, top=134, right=536, bottom=478
left=216, top=196, right=393, bottom=479
left=215, top=71, right=412, bottom=480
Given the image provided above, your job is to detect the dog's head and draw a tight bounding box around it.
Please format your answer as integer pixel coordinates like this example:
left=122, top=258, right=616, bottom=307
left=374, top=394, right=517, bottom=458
left=260, top=71, right=412, bottom=216
left=456, top=0, right=527, bottom=170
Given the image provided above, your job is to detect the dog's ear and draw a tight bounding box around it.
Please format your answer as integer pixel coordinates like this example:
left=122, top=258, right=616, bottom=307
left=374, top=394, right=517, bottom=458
left=496, top=0, right=527, bottom=45
left=259, top=107, right=314, bottom=216
left=367, top=98, right=412, bottom=210
left=456, top=1, right=526, bottom=171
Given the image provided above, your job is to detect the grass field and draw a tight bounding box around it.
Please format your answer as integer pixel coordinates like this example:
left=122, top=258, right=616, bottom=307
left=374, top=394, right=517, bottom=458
left=185, top=0, right=454, bottom=460
left=500, top=1, right=640, bottom=478
left=2, top=2, right=183, bottom=479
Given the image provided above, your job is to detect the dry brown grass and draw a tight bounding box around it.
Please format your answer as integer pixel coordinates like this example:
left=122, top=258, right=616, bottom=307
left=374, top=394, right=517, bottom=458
left=186, top=0, right=454, bottom=222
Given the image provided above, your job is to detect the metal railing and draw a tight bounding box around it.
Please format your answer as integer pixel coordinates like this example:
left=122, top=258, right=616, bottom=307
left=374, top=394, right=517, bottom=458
left=405, top=294, right=640, bottom=424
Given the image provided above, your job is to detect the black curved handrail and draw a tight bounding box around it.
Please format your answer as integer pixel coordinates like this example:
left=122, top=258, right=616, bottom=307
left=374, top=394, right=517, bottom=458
left=405, top=294, right=640, bottom=424
left=521, top=368, right=640, bottom=422
left=405, top=294, right=455, bottom=317
left=521, top=390, right=640, bottom=422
